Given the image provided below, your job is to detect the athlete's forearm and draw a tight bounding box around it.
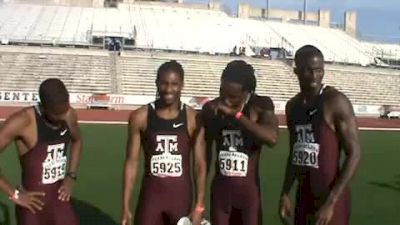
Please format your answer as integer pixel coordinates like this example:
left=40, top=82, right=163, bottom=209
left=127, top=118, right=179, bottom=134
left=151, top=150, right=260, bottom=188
left=327, top=150, right=360, bottom=204
left=238, top=115, right=278, bottom=146
left=122, top=159, right=139, bottom=210
left=281, top=157, right=296, bottom=196
left=205, top=138, right=213, bottom=174
left=68, top=140, right=82, bottom=174
left=0, top=174, right=16, bottom=197
left=194, top=160, right=206, bottom=207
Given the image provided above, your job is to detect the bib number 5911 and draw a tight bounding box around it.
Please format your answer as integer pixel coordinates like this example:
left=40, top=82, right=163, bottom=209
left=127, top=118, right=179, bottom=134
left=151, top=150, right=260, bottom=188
left=219, top=151, right=248, bottom=177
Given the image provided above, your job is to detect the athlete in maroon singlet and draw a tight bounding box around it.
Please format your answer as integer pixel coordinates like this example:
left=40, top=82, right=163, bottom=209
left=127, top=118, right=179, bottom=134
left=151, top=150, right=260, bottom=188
left=201, top=60, right=279, bottom=225
left=122, top=61, right=207, bottom=225
left=0, top=78, right=81, bottom=225
left=279, top=45, right=361, bottom=225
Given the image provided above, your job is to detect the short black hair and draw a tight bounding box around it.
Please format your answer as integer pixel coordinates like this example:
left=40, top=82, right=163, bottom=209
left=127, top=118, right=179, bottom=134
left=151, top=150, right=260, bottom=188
left=156, top=60, right=184, bottom=82
left=221, top=60, right=256, bottom=93
left=294, top=45, right=324, bottom=67
left=39, top=78, right=69, bottom=108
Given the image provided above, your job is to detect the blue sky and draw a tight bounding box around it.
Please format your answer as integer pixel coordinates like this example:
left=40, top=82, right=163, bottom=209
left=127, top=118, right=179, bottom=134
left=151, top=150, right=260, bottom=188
left=185, top=0, right=400, bottom=43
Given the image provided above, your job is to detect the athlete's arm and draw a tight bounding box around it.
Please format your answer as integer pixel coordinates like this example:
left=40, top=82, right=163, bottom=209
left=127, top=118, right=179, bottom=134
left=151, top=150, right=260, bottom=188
left=316, top=92, right=361, bottom=225
left=64, top=108, right=82, bottom=178
left=0, top=110, right=30, bottom=197
left=200, top=101, right=215, bottom=174
left=237, top=96, right=279, bottom=147
left=279, top=100, right=296, bottom=223
left=326, top=92, right=361, bottom=205
left=122, top=107, right=146, bottom=225
left=189, top=109, right=207, bottom=223
left=58, top=108, right=82, bottom=201
left=0, top=109, right=45, bottom=213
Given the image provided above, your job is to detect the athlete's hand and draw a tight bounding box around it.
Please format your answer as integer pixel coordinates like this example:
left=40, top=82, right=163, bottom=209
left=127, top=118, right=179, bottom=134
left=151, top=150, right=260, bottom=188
left=217, top=101, right=238, bottom=117
left=316, top=201, right=335, bottom=225
left=279, top=194, right=292, bottom=224
left=13, top=190, right=45, bottom=214
left=58, top=177, right=74, bottom=201
left=189, top=209, right=203, bottom=225
left=121, top=209, right=133, bottom=225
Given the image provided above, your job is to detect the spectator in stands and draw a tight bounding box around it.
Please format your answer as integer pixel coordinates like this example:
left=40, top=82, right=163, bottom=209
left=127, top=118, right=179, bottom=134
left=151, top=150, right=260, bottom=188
left=279, top=45, right=361, bottom=225
left=201, top=60, right=279, bottom=225
left=260, top=47, right=271, bottom=59
left=122, top=60, right=207, bottom=225
left=231, top=46, right=238, bottom=56
left=239, top=46, right=246, bottom=56
left=0, top=78, right=81, bottom=225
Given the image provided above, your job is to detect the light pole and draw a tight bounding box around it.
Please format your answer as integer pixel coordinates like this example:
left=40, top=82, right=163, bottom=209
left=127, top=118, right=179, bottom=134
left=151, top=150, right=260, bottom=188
left=266, top=0, right=269, bottom=19
left=303, top=0, right=307, bottom=24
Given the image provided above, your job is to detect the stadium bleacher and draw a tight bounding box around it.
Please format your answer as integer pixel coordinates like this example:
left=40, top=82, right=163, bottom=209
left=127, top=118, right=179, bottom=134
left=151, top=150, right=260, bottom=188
left=0, top=1, right=399, bottom=113
left=0, top=46, right=398, bottom=108
left=2, top=2, right=398, bottom=66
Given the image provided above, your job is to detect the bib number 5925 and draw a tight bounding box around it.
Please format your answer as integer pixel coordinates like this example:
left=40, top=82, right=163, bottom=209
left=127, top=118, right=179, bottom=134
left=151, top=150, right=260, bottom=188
left=150, top=154, right=183, bottom=177
left=151, top=161, right=182, bottom=175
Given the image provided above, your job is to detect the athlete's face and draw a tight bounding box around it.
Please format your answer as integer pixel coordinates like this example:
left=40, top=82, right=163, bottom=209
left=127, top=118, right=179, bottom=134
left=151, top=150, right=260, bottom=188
left=220, top=81, right=249, bottom=109
left=157, top=70, right=183, bottom=105
left=43, top=102, right=70, bottom=125
left=295, top=55, right=324, bottom=92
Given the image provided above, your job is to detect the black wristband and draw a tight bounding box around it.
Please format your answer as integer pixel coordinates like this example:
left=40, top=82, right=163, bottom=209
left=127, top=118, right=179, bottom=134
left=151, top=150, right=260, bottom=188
left=66, top=172, right=78, bottom=180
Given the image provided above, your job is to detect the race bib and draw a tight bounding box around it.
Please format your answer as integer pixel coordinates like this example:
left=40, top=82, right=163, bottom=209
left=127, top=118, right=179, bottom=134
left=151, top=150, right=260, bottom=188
left=42, top=143, right=67, bottom=184
left=150, top=154, right=182, bottom=177
left=219, top=151, right=248, bottom=177
left=292, top=142, right=320, bottom=168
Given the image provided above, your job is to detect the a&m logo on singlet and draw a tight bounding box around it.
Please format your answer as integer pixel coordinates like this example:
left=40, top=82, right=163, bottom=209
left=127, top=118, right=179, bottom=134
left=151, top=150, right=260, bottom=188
left=219, top=130, right=249, bottom=177
left=292, top=124, right=320, bottom=169
left=150, top=135, right=183, bottom=177
left=42, top=143, right=67, bottom=184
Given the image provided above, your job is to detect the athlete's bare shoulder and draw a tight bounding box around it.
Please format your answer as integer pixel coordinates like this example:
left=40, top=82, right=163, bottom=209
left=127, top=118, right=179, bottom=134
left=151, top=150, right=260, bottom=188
left=185, top=105, right=197, bottom=117
left=186, top=104, right=199, bottom=122
left=64, top=107, right=78, bottom=125
left=128, top=105, right=149, bottom=131
left=323, top=86, right=343, bottom=100
left=201, top=98, right=219, bottom=119
left=202, top=98, right=219, bottom=112
left=323, top=85, right=354, bottom=118
left=249, top=94, right=274, bottom=112
left=323, top=86, right=351, bottom=108
left=8, top=107, right=34, bottom=128
left=0, top=107, right=34, bottom=145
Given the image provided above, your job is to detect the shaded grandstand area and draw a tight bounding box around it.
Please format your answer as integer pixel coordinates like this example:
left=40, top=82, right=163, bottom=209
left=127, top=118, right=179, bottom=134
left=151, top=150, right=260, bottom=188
left=0, top=45, right=399, bottom=117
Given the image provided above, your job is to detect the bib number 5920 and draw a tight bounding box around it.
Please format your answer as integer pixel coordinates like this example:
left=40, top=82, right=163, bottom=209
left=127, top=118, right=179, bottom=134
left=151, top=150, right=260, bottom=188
left=292, top=142, right=320, bottom=168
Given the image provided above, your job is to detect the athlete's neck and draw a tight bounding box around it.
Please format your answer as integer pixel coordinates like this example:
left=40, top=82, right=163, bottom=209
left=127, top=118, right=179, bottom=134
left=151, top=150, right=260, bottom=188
left=38, top=106, right=62, bottom=130
left=155, top=100, right=182, bottom=120
left=301, top=84, right=323, bottom=105
left=156, top=99, right=181, bottom=112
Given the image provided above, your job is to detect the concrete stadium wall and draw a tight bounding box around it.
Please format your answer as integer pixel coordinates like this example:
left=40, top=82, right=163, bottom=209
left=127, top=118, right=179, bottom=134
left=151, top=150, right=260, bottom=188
left=345, top=11, right=358, bottom=38
left=8, top=0, right=102, bottom=6
left=238, top=3, right=353, bottom=30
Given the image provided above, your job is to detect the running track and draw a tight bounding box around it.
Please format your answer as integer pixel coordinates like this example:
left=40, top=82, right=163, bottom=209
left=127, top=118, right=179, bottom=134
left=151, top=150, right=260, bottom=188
left=0, top=106, right=399, bottom=130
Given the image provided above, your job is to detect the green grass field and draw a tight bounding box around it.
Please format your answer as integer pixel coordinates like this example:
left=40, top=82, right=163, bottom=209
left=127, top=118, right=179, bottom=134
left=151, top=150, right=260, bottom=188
left=0, top=124, right=399, bottom=225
